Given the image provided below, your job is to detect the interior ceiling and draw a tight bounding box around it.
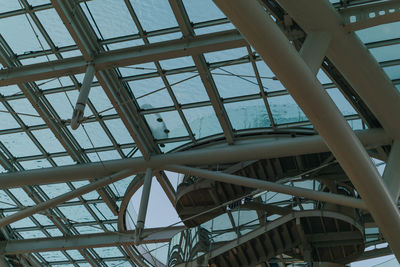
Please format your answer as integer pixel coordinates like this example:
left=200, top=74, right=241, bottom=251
left=0, top=0, right=398, bottom=266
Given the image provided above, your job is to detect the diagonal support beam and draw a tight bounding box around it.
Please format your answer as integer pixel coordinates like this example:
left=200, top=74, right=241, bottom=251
left=0, top=170, right=135, bottom=228
left=383, top=140, right=400, bottom=201
left=0, top=227, right=185, bottom=255
left=300, top=31, right=331, bottom=75
left=165, top=165, right=367, bottom=210
left=213, top=0, right=400, bottom=260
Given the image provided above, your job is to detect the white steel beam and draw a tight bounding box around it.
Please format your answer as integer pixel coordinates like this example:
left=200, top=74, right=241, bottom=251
left=0, top=30, right=245, bottom=86
left=299, top=31, right=331, bottom=75
left=383, top=140, right=400, bottom=201
left=135, top=168, right=152, bottom=240
left=277, top=0, right=400, bottom=141
left=71, top=64, right=95, bottom=130
left=166, top=165, right=367, bottom=210
left=213, top=0, right=400, bottom=260
left=0, top=226, right=184, bottom=255
left=0, top=129, right=389, bottom=188
left=0, top=169, right=135, bottom=228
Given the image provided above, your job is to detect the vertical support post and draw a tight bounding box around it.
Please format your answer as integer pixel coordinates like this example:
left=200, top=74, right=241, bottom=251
left=136, top=168, right=153, bottom=241
left=71, top=64, right=95, bottom=130
left=383, top=140, right=400, bottom=201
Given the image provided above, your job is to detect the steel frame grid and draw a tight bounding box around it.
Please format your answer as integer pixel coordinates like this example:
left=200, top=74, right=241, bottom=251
left=0, top=0, right=398, bottom=266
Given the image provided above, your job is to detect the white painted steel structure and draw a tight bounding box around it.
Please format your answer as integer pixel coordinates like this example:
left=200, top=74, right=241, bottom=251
left=0, top=0, right=398, bottom=266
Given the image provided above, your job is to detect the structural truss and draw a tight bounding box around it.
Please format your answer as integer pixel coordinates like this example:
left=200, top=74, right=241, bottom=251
left=0, top=0, right=399, bottom=266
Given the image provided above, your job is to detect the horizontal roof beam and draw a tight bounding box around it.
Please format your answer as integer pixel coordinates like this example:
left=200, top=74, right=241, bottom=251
left=0, top=128, right=390, bottom=188
left=0, top=226, right=184, bottom=255
left=0, top=30, right=246, bottom=86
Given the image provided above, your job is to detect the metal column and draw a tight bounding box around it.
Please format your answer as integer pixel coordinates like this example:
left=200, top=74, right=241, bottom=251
left=71, top=64, right=95, bottom=130
left=213, top=0, right=400, bottom=260
left=136, top=168, right=153, bottom=240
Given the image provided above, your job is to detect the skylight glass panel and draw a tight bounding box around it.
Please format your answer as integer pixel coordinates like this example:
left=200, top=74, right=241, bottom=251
left=19, top=230, right=46, bottom=239
left=8, top=98, right=45, bottom=126
left=72, top=181, right=100, bottom=200
left=183, top=106, right=223, bottom=139
left=204, top=47, right=248, bottom=63
left=39, top=251, right=69, bottom=262
left=28, top=0, right=50, bottom=5
left=8, top=187, right=35, bottom=206
left=40, top=183, right=71, bottom=199
left=167, top=73, right=210, bottom=104
left=32, top=129, right=65, bottom=153
left=129, top=0, right=178, bottom=31
left=148, top=32, right=182, bottom=43
left=20, top=54, right=59, bottom=65
left=317, top=69, right=333, bottom=84
left=0, top=0, right=20, bottom=13
left=20, top=159, right=52, bottom=170
left=7, top=216, right=36, bottom=228
left=158, top=141, right=186, bottom=153
left=80, top=121, right=113, bottom=148
left=268, top=94, right=308, bottom=125
left=81, top=0, right=139, bottom=40
left=45, top=92, right=77, bottom=120
left=145, top=111, right=188, bottom=139
left=88, top=86, right=117, bottom=116
left=110, top=175, right=134, bottom=197
left=183, top=0, right=225, bottom=23
left=107, top=261, right=131, bottom=267
left=356, top=22, right=400, bottom=43
left=58, top=205, right=94, bottom=222
left=104, top=119, right=134, bottom=144
left=159, top=56, right=194, bottom=70
left=61, top=49, right=83, bottom=58
left=0, top=190, right=16, bottom=209
left=0, top=84, right=21, bottom=96
left=106, top=39, right=145, bottom=50
left=255, top=61, right=285, bottom=92
left=383, top=65, right=400, bottom=80
left=194, top=23, right=235, bottom=35
left=89, top=202, right=117, bottom=220
left=213, top=63, right=260, bottom=98
left=224, top=99, right=270, bottom=130
left=94, top=247, right=124, bottom=258
left=65, top=250, right=85, bottom=260
left=119, top=62, right=157, bottom=77
left=47, top=228, right=63, bottom=237
left=0, top=132, right=41, bottom=157
left=37, top=76, right=74, bottom=90
left=33, top=213, right=53, bottom=225
left=327, top=88, right=357, bottom=116
left=129, top=77, right=174, bottom=108
left=0, top=104, right=20, bottom=130
left=348, top=119, right=364, bottom=130
left=370, top=44, right=400, bottom=62
left=87, top=150, right=121, bottom=161
left=0, top=14, right=49, bottom=55
left=52, top=156, right=75, bottom=166
left=36, top=8, right=75, bottom=47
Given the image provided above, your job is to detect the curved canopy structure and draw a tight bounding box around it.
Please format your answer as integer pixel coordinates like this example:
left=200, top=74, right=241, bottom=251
left=0, top=0, right=399, bottom=266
